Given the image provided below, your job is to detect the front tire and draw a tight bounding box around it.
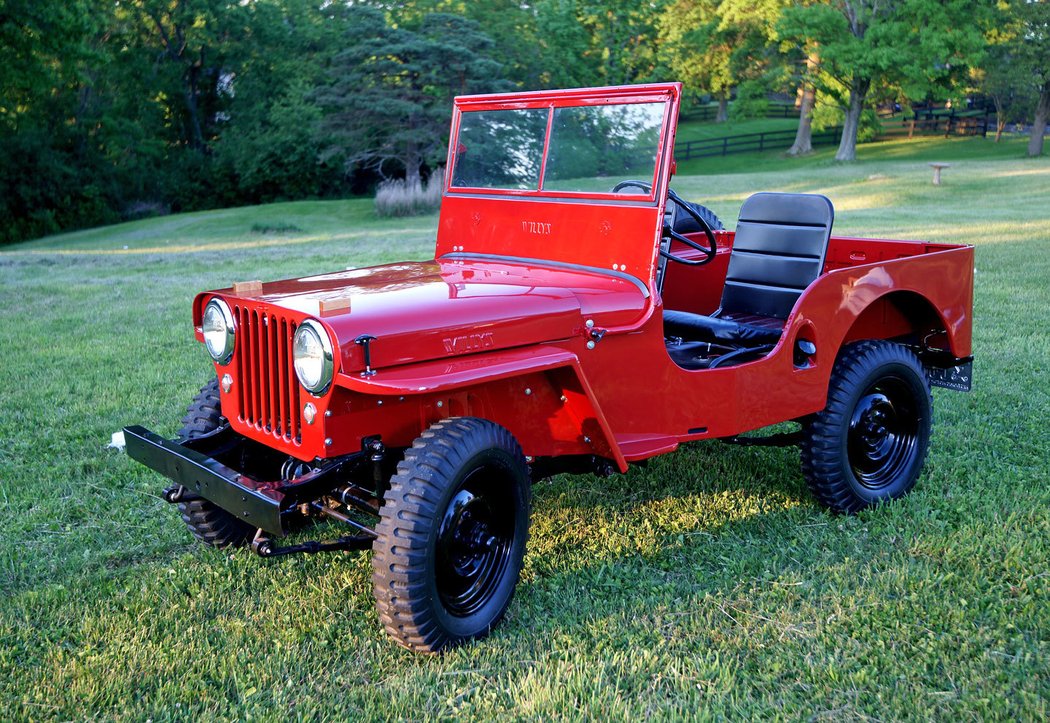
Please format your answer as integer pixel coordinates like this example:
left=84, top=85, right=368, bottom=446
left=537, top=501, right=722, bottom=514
left=372, top=418, right=531, bottom=653
left=801, top=341, right=932, bottom=514
left=175, top=379, right=254, bottom=548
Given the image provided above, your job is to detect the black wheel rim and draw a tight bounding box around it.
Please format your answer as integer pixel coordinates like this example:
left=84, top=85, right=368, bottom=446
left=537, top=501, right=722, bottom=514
left=436, top=464, right=516, bottom=617
left=847, top=374, right=921, bottom=490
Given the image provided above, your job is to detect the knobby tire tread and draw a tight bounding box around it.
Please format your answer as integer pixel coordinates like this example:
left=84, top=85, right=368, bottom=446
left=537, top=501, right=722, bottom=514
left=800, top=340, right=932, bottom=514
left=175, top=378, right=254, bottom=548
left=372, top=417, right=530, bottom=653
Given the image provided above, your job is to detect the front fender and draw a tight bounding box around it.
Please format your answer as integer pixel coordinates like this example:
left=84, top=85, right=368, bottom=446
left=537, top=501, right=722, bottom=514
left=333, top=344, right=628, bottom=472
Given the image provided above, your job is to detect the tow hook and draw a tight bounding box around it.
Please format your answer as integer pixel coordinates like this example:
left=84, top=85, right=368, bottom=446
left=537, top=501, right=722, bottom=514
left=161, top=484, right=201, bottom=504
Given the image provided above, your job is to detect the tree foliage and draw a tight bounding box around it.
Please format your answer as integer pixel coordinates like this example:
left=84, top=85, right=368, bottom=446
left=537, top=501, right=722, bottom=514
left=983, top=0, right=1050, bottom=156
left=313, top=7, right=508, bottom=185
left=660, top=0, right=786, bottom=121
left=781, top=0, right=988, bottom=160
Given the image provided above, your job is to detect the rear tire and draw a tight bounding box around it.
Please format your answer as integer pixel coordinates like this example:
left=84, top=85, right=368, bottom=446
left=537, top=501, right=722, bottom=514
left=372, top=418, right=531, bottom=653
left=175, top=379, right=254, bottom=548
left=801, top=341, right=932, bottom=514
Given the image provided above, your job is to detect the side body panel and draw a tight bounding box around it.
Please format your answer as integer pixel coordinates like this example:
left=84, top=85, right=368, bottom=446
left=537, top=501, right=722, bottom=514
left=311, top=242, right=973, bottom=469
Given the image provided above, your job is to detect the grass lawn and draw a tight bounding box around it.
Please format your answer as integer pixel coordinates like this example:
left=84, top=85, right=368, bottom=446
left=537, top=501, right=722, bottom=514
left=1, top=141, right=1048, bottom=719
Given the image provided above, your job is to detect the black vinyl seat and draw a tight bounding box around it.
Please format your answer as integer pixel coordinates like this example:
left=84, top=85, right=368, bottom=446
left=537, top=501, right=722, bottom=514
left=665, top=192, right=834, bottom=367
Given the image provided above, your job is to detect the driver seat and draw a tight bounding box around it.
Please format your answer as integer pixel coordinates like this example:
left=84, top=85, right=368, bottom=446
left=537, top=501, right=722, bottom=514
left=665, top=192, right=834, bottom=359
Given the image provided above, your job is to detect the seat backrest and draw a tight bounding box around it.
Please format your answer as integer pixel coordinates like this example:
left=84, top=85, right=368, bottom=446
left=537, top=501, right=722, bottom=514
left=720, top=192, right=834, bottom=319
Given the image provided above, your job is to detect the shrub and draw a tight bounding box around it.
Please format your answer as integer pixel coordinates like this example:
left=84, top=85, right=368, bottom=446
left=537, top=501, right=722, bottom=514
left=374, top=169, right=444, bottom=218
left=250, top=222, right=303, bottom=234
left=123, top=201, right=171, bottom=222
left=812, top=103, right=883, bottom=143
left=730, top=81, right=770, bottom=121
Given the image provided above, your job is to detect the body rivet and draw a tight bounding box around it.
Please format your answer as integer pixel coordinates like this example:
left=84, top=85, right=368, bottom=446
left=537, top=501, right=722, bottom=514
left=525, top=388, right=532, bottom=396
left=437, top=401, right=444, bottom=408
left=587, top=340, right=596, bottom=350
left=324, top=438, right=332, bottom=446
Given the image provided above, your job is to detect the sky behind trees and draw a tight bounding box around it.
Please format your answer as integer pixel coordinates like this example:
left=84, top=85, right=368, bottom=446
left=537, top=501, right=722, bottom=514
left=1, top=0, right=1047, bottom=244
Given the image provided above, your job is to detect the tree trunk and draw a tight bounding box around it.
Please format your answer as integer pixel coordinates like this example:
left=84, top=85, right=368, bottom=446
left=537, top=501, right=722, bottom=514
left=184, top=67, right=206, bottom=151
left=993, top=95, right=1005, bottom=143
left=716, top=94, right=729, bottom=123
left=835, top=78, right=869, bottom=162
left=788, top=51, right=819, bottom=156
left=1028, top=87, right=1049, bottom=157
left=404, top=144, right=422, bottom=186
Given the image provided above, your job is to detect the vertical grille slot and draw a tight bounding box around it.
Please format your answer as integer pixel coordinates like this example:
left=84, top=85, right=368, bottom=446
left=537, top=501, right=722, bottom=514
left=234, top=304, right=300, bottom=444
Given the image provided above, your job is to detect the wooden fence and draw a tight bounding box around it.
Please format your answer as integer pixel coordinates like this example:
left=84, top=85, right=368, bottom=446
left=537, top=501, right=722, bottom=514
left=675, top=126, right=843, bottom=161
left=675, top=100, right=991, bottom=161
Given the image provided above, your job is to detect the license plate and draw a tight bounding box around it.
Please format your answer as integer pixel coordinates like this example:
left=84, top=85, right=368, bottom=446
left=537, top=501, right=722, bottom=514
left=929, top=361, right=973, bottom=391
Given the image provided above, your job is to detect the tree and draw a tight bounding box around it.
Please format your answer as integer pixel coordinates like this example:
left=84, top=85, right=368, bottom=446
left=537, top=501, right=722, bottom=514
left=127, top=0, right=239, bottom=153
left=980, top=47, right=1036, bottom=142
left=576, top=0, right=666, bottom=85
left=660, top=0, right=786, bottom=122
left=787, top=47, right=820, bottom=155
left=213, top=0, right=348, bottom=200
left=781, top=0, right=987, bottom=161
left=534, top=0, right=605, bottom=88
left=1007, top=0, right=1050, bottom=156
left=313, top=7, right=509, bottom=185
left=0, top=0, right=128, bottom=242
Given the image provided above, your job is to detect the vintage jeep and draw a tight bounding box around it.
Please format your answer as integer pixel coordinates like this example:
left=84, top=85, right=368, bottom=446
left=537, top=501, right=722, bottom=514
left=124, top=83, right=974, bottom=653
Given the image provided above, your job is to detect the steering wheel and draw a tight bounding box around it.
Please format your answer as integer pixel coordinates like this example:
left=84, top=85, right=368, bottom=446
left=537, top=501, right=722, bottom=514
left=611, top=180, right=717, bottom=266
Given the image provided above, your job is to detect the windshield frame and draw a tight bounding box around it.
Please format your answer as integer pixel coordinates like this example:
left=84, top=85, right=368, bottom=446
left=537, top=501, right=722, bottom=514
left=444, top=85, right=679, bottom=205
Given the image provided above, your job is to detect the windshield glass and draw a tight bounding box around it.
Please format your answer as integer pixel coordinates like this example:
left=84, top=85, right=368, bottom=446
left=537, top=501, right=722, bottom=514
left=450, top=100, right=666, bottom=196
left=451, top=108, right=548, bottom=190
left=543, top=103, right=664, bottom=194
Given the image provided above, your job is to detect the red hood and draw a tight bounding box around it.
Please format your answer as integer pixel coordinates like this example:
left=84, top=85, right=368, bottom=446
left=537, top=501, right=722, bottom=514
left=201, top=256, right=648, bottom=374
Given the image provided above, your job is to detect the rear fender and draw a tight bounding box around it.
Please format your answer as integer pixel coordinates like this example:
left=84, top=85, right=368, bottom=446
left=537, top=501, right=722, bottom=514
left=841, top=290, right=955, bottom=354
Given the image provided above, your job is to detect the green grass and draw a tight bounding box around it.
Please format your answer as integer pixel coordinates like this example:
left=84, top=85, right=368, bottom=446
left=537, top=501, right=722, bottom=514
left=1, top=142, right=1048, bottom=719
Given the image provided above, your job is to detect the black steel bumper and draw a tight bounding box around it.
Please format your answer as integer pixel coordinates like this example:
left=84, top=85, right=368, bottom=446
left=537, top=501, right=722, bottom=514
left=124, top=425, right=290, bottom=534
left=126, top=425, right=371, bottom=539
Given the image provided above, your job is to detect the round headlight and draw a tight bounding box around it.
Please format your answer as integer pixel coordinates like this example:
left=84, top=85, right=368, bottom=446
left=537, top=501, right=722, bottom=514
left=202, top=299, right=235, bottom=365
left=293, top=319, right=334, bottom=395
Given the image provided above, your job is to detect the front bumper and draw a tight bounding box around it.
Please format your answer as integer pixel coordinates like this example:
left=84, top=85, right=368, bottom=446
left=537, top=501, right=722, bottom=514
left=123, top=425, right=360, bottom=536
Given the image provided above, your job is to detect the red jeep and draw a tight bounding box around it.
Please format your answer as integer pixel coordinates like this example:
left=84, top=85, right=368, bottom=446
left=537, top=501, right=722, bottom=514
left=124, top=83, right=974, bottom=653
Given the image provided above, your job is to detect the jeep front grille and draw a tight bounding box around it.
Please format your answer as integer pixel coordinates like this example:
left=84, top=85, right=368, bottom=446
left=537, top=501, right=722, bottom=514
left=234, top=305, right=301, bottom=444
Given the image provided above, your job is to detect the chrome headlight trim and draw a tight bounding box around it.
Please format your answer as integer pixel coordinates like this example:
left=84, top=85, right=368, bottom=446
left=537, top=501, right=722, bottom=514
left=293, top=319, right=335, bottom=396
left=202, top=298, right=236, bottom=366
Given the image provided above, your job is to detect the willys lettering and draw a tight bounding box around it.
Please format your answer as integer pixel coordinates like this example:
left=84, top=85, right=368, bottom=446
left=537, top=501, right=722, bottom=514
left=521, top=220, right=552, bottom=235
left=442, top=332, right=495, bottom=354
